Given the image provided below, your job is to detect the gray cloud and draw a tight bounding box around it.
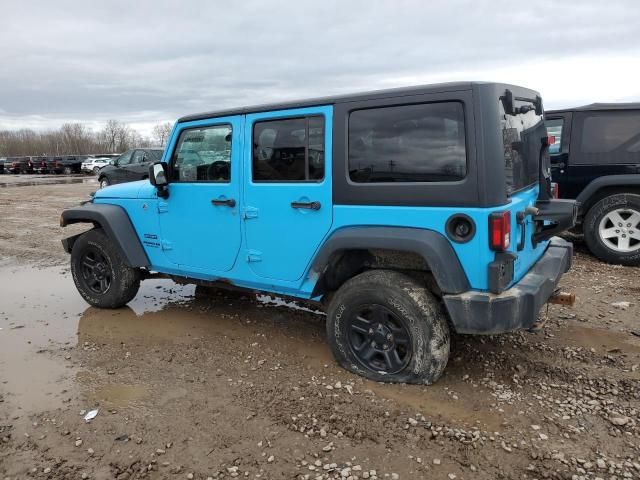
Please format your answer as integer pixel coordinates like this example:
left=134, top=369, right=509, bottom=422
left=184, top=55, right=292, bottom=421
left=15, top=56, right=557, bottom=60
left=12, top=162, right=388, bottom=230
left=1, top=0, right=639, bottom=133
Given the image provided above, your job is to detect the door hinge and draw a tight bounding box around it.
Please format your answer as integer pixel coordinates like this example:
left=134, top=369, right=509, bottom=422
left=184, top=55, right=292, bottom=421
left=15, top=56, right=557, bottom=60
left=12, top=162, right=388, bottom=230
left=161, top=240, right=173, bottom=251
left=242, top=206, right=259, bottom=219
left=158, top=202, right=169, bottom=213
left=246, top=249, right=262, bottom=262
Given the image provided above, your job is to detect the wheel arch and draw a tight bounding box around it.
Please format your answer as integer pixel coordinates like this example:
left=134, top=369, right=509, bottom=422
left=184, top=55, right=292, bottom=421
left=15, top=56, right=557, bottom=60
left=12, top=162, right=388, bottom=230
left=576, top=175, right=640, bottom=217
left=61, top=203, right=149, bottom=268
left=309, top=226, right=470, bottom=298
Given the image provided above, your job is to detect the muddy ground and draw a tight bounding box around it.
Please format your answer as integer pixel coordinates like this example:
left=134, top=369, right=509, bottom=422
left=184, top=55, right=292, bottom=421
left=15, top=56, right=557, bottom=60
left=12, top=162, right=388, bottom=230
left=1, top=178, right=639, bottom=480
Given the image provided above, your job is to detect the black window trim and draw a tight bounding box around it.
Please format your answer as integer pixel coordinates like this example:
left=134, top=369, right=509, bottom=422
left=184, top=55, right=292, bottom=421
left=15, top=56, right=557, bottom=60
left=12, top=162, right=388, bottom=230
left=251, top=113, right=326, bottom=184
left=345, top=100, right=469, bottom=186
left=169, top=122, right=233, bottom=184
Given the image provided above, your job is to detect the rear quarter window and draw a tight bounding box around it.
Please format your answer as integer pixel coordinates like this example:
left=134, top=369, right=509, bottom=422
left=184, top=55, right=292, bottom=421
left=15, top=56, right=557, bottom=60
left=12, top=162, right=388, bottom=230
left=577, top=111, right=640, bottom=163
left=348, top=102, right=466, bottom=183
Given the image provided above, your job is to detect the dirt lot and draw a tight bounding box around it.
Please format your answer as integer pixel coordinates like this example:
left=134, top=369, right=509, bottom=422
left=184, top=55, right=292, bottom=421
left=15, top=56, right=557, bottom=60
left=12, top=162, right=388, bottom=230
left=1, top=178, right=639, bottom=480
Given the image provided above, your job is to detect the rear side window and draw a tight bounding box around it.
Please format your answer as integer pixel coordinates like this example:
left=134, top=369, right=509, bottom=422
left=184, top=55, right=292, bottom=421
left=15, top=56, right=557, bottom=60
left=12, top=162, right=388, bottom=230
left=545, top=118, right=564, bottom=154
left=579, top=112, right=640, bottom=161
left=171, top=125, right=232, bottom=182
left=252, top=116, right=325, bottom=182
left=348, top=102, right=466, bottom=183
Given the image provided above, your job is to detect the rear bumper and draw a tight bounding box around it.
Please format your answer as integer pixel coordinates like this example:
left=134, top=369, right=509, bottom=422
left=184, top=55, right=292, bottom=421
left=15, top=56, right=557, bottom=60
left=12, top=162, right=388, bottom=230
left=443, top=237, right=573, bottom=334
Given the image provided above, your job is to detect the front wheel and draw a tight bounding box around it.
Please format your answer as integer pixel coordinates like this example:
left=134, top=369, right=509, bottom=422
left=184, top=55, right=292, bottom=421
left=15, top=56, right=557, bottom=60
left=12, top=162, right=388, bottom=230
left=326, top=270, right=450, bottom=384
left=63, top=166, right=72, bottom=175
left=71, top=228, right=141, bottom=308
left=584, top=193, right=640, bottom=266
left=99, top=177, right=110, bottom=189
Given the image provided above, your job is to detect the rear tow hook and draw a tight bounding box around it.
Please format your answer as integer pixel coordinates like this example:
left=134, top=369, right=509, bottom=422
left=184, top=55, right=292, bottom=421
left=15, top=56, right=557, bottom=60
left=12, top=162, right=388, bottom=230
left=528, top=290, right=576, bottom=332
left=548, top=290, right=576, bottom=306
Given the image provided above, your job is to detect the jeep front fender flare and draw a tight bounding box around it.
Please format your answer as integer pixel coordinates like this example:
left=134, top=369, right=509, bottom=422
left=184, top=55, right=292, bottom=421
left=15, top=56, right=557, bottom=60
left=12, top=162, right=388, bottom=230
left=60, top=203, right=150, bottom=268
left=308, top=226, right=470, bottom=295
left=576, top=174, right=640, bottom=215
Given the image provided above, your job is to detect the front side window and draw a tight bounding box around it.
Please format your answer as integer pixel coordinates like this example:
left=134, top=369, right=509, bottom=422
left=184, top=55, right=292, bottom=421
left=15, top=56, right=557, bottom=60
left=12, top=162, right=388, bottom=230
left=252, top=116, right=325, bottom=182
left=117, top=151, right=133, bottom=166
left=131, top=150, right=145, bottom=163
left=171, top=125, right=232, bottom=182
left=545, top=118, right=564, bottom=155
left=348, top=102, right=466, bottom=183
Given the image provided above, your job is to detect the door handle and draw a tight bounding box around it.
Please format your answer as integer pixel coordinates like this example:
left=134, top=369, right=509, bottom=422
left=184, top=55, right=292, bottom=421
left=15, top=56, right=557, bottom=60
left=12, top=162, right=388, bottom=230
left=211, top=198, right=236, bottom=207
left=291, top=201, right=321, bottom=210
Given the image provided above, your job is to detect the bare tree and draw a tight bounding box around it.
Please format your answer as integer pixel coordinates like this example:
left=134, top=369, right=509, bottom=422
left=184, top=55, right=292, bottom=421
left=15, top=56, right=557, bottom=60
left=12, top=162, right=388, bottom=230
left=152, top=122, right=173, bottom=147
left=100, top=120, right=125, bottom=153
left=0, top=120, right=153, bottom=157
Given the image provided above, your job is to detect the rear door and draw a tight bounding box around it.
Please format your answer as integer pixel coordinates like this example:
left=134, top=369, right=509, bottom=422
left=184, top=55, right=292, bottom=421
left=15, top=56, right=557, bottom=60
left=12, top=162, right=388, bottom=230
left=157, top=116, right=242, bottom=272
left=243, top=106, right=333, bottom=281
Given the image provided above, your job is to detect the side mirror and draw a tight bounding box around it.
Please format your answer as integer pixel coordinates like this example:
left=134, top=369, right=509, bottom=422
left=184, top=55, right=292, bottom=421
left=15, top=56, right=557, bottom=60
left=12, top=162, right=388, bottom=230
left=149, top=162, right=169, bottom=198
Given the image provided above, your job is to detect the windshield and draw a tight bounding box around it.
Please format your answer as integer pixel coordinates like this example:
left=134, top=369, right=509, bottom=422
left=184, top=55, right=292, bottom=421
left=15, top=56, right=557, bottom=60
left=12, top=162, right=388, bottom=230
left=499, top=99, right=547, bottom=195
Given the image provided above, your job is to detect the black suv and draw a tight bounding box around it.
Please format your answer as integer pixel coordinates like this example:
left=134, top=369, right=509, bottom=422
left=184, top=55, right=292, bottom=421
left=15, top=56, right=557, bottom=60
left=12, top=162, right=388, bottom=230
left=546, top=103, right=640, bottom=265
left=47, top=155, right=86, bottom=174
left=98, top=148, right=163, bottom=188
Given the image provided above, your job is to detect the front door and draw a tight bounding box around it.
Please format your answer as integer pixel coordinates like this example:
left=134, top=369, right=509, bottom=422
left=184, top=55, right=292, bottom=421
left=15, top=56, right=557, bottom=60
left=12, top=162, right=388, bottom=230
left=243, top=106, right=333, bottom=281
left=112, top=150, right=133, bottom=183
left=158, top=116, right=243, bottom=272
left=124, top=149, right=149, bottom=182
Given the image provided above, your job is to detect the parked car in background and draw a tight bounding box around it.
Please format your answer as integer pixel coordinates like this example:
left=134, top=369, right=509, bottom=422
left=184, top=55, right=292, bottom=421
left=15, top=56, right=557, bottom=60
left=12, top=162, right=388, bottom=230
left=546, top=103, right=640, bottom=265
left=0, top=158, right=5, bottom=174
left=81, top=157, right=111, bottom=174
left=5, top=157, right=32, bottom=174
left=47, top=155, right=86, bottom=174
left=97, top=148, right=163, bottom=188
left=31, top=156, right=49, bottom=174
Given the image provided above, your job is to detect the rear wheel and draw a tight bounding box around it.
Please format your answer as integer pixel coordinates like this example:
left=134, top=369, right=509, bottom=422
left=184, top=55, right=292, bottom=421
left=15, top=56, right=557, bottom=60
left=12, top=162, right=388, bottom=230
left=99, top=176, right=110, bottom=188
left=71, top=228, right=141, bottom=308
left=63, top=166, right=72, bottom=175
left=326, top=270, right=450, bottom=384
left=93, top=166, right=100, bottom=175
left=584, top=193, right=640, bottom=265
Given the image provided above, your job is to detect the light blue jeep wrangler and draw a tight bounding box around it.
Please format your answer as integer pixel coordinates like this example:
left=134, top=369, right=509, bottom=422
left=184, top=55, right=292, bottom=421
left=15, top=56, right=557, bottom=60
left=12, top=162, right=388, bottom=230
left=61, top=82, right=577, bottom=384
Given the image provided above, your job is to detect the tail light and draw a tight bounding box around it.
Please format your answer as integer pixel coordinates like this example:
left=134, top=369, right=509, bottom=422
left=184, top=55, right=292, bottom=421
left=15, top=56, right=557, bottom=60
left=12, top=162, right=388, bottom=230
left=550, top=182, right=559, bottom=199
left=489, top=211, right=511, bottom=251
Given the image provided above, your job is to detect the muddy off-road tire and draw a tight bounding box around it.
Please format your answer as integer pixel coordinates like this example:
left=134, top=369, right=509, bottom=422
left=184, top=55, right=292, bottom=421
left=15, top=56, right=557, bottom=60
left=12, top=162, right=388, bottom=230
left=584, top=193, right=640, bottom=266
left=326, top=270, right=450, bottom=384
left=71, top=228, right=141, bottom=308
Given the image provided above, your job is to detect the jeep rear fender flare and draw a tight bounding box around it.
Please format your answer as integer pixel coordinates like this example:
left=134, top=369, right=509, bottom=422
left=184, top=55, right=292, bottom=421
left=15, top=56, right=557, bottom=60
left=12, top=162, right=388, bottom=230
left=309, top=226, right=470, bottom=295
left=60, top=203, right=149, bottom=268
left=576, top=175, right=640, bottom=215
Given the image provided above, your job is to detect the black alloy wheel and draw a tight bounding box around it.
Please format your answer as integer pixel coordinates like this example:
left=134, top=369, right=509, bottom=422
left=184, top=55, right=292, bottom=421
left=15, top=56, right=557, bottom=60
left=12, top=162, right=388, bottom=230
left=80, top=246, right=112, bottom=294
left=347, top=303, right=412, bottom=374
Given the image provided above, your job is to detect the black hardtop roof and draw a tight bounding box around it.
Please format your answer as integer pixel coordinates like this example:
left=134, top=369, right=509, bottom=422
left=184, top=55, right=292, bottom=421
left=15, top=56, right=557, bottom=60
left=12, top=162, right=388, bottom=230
left=177, top=81, right=533, bottom=123
left=548, top=102, right=640, bottom=114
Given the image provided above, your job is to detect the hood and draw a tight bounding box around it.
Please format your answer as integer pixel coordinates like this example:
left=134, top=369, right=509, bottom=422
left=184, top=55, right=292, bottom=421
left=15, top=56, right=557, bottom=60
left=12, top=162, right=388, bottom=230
left=93, top=180, right=158, bottom=200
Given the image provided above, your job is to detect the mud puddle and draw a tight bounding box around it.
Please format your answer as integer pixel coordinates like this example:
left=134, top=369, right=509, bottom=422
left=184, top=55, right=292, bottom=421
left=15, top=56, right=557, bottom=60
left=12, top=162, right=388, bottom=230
left=0, top=265, right=332, bottom=419
left=0, top=265, right=194, bottom=420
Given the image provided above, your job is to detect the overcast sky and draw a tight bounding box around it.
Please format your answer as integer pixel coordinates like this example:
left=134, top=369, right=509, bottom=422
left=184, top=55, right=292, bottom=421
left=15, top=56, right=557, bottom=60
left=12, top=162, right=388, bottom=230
left=1, top=0, right=639, bottom=136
